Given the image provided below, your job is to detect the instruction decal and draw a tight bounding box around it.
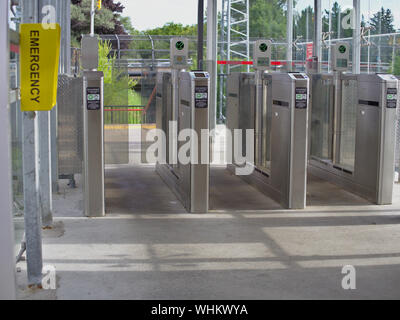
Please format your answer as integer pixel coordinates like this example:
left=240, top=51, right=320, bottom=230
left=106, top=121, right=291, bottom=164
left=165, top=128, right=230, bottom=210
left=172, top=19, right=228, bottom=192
left=195, top=86, right=208, bottom=108
left=295, top=88, right=308, bottom=109
left=387, top=88, right=397, bottom=109
left=87, top=87, right=101, bottom=110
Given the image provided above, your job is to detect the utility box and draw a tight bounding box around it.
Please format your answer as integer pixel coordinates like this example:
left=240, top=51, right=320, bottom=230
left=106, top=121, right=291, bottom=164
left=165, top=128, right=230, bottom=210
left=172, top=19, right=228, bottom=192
left=331, top=42, right=350, bottom=72
left=170, top=37, right=189, bottom=70
left=253, top=40, right=272, bottom=71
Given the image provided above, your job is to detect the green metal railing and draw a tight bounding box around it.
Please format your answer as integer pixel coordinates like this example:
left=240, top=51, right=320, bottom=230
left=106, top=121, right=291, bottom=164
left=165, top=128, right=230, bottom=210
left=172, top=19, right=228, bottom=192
left=104, top=106, right=144, bottom=125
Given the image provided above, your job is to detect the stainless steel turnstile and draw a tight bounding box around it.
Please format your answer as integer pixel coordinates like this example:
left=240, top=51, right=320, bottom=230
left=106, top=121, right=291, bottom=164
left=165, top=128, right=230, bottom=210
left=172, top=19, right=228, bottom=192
left=227, top=72, right=310, bottom=209
left=156, top=71, right=210, bottom=213
left=309, top=73, right=399, bottom=204
left=83, top=71, right=105, bottom=217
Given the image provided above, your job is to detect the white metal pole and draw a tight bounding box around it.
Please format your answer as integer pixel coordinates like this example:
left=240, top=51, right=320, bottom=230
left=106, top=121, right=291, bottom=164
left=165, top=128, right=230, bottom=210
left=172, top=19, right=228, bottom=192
left=368, top=0, right=371, bottom=73
left=286, top=0, right=293, bottom=72
left=227, top=0, right=231, bottom=74
left=392, top=34, right=396, bottom=73
left=0, top=0, right=17, bottom=300
left=353, top=0, right=361, bottom=74
left=90, top=0, right=95, bottom=36
left=367, top=29, right=371, bottom=73
left=246, top=0, right=250, bottom=72
left=328, top=0, right=332, bottom=73
left=219, top=0, right=226, bottom=121
left=207, top=0, right=217, bottom=132
left=314, top=0, right=322, bottom=73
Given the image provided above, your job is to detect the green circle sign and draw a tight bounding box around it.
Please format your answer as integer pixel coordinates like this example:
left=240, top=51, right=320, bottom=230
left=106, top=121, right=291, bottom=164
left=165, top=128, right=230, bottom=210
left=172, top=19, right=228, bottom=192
left=176, top=41, right=185, bottom=51
left=259, top=43, right=268, bottom=53
left=338, top=45, right=347, bottom=54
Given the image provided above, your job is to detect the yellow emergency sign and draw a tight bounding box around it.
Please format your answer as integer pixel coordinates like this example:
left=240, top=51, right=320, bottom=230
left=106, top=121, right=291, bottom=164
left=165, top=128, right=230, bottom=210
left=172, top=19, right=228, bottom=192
left=20, top=23, right=61, bottom=111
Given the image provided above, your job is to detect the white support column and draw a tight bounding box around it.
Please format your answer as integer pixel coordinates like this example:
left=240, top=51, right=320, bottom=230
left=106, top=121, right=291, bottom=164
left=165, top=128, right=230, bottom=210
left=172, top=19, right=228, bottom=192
left=207, top=0, right=217, bottom=132
left=286, top=0, right=294, bottom=71
left=314, top=0, right=322, bottom=73
left=21, top=0, right=43, bottom=286
left=0, top=0, right=17, bottom=300
left=352, top=0, right=361, bottom=74
left=90, top=0, right=95, bottom=36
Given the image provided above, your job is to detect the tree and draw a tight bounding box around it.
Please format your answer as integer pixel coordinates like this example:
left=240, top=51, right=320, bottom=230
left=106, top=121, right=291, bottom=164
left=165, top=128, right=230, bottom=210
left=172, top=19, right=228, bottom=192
left=98, top=41, right=140, bottom=115
left=369, top=7, right=396, bottom=67
left=71, top=0, right=127, bottom=46
left=144, top=22, right=197, bottom=36
left=391, top=55, right=400, bottom=76
left=294, top=6, right=314, bottom=42
left=124, top=22, right=198, bottom=61
left=322, top=2, right=352, bottom=39
left=370, top=7, right=396, bottom=35
left=249, top=0, right=286, bottom=39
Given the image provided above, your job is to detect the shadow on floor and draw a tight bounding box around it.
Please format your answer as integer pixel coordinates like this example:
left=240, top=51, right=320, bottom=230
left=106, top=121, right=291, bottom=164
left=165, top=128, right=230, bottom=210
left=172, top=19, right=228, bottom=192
left=209, top=167, right=282, bottom=211
left=105, top=164, right=186, bottom=215
left=106, top=165, right=395, bottom=215
left=306, top=174, right=372, bottom=207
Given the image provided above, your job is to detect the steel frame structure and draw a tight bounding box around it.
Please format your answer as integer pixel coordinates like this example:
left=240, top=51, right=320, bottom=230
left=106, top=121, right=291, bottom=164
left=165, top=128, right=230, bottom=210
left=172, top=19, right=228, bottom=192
left=219, top=0, right=250, bottom=122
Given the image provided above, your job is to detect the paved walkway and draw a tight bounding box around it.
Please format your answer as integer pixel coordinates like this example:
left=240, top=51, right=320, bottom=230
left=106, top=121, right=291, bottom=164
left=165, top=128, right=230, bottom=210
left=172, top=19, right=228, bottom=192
left=15, top=165, right=400, bottom=300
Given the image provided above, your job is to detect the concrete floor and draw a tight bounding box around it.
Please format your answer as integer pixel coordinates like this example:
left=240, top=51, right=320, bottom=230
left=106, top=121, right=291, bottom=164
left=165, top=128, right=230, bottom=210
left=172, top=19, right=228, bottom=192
left=105, top=164, right=186, bottom=214
left=15, top=164, right=400, bottom=300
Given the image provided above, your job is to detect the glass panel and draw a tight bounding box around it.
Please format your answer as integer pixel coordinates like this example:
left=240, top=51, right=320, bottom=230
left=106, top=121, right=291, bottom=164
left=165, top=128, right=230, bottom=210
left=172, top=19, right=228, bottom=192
left=321, top=0, right=354, bottom=72
left=100, top=41, right=131, bottom=165
left=338, top=79, right=358, bottom=171
left=293, top=0, right=315, bottom=72
left=239, top=77, right=255, bottom=165
left=310, top=77, right=334, bottom=160
left=260, top=82, right=272, bottom=173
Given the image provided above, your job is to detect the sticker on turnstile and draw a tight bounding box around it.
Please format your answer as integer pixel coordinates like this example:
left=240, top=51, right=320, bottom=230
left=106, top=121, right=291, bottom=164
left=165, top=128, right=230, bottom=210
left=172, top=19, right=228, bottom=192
left=195, top=86, right=208, bottom=108
left=387, top=88, right=397, bottom=109
left=295, top=88, right=308, bottom=109
left=87, top=87, right=101, bottom=110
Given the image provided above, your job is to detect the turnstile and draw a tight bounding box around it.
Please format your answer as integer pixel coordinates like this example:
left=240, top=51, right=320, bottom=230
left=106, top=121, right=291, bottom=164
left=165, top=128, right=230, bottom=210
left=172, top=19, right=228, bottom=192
left=81, top=35, right=105, bottom=217
left=309, top=73, right=399, bottom=204
left=156, top=71, right=210, bottom=213
left=226, top=72, right=310, bottom=209
left=83, top=70, right=105, bottom=217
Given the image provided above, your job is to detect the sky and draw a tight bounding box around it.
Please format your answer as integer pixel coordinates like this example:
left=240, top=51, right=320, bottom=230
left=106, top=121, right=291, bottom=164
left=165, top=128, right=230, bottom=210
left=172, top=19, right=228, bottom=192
left=118, top=0, right=208, bottom=31
left=119, top=0, right=400, bottom=31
